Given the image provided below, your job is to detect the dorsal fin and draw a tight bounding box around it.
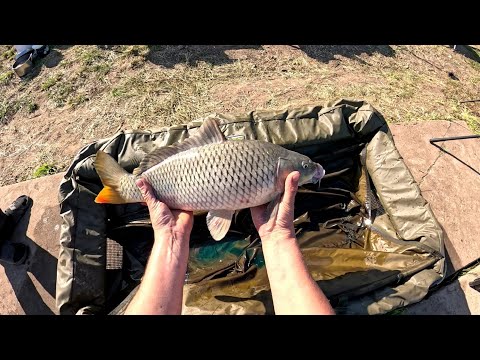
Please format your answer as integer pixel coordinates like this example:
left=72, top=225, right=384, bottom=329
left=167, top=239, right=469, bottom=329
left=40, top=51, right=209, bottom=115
left=131, top=143, right=162, bottom=175
left=134, top=117, right=225, bottom=175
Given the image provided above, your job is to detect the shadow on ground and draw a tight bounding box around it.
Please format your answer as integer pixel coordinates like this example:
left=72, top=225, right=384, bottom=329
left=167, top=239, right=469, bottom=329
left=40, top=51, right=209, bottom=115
left=0, top=207, right=58, bottom=315
left=297, top=45, right=395, bottom=63
left=404, top=224, right=471, bottom=315
left=451, top=45, right=480, bottom=63
left=146, top=45, right=263, bottom=68
left=431, top=139, right=480, bottom=176
left=145, top=45, right=397, bottom=68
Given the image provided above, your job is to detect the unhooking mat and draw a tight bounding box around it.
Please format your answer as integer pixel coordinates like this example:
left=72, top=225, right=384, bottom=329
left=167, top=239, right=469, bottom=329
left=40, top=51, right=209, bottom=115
left=55, top=99, right=445, bottom=315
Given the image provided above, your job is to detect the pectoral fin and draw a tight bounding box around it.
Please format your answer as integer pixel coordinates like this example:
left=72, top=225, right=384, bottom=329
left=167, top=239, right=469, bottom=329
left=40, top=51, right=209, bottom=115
left=276, top=157, right=295, bottom=190
left=206, top=209, right=235, bottom=241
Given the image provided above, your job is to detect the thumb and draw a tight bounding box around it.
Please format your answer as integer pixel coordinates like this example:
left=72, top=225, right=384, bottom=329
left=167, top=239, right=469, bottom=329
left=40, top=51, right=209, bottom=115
left=277, top=171, right=299, bottom=227
left=282, top=171, right=300, bottom=207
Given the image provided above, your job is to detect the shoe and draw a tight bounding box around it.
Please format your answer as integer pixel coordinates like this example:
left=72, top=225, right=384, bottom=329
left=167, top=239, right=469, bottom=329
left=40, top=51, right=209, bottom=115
left=33, top=45, right=50, bottom=58
left=0, top=243, right=29, bottom=265
left=12, top=50, right=36, bottom=78
left=0, top=195, right=33, bottom=242
left=11, top=46, right=50, bottom=78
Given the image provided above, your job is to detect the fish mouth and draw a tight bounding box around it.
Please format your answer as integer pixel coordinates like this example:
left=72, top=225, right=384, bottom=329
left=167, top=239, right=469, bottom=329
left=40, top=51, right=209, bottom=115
left=311, top=163, right=325, bottom=185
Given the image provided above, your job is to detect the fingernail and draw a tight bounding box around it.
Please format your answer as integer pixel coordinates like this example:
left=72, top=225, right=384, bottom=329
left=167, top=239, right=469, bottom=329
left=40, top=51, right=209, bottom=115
left=292, top=171, right=300, bottom=182
left=136, top=179, right=146, bottom=195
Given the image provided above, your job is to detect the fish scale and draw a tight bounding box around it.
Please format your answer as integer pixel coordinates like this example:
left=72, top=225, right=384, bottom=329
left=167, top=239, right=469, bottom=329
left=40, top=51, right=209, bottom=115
left=141, top=141, right=278, bottom=211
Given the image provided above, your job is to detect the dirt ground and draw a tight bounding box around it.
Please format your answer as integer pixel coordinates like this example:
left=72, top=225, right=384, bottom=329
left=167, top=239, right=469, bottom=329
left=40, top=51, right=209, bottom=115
left=1, top=45, right=479, bottom=186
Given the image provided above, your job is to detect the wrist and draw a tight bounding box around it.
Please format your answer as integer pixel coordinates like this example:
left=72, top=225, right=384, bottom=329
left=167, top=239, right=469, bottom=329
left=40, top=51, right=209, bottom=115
left=260, top=229, right=297, bottom=248
left=154, top=228, right=191, bottom=247
left=260, top=232, right=304, bottom=275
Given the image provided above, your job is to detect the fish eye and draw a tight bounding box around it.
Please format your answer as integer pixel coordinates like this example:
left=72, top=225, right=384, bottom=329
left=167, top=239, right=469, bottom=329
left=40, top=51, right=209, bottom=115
left=302, top=161, right=309, bottom=169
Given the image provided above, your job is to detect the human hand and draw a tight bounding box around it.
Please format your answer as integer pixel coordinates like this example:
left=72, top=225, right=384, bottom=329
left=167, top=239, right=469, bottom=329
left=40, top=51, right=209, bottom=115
left=250, top=171, right=299, bottom=243
left=136, top=178, right=194, bottom=242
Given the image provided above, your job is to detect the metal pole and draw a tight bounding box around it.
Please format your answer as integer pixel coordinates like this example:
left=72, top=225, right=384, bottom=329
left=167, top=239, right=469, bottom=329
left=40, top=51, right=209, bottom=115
left=430, top=134, right=480, bottom=144
left=460, top=99, right=480, bottom=104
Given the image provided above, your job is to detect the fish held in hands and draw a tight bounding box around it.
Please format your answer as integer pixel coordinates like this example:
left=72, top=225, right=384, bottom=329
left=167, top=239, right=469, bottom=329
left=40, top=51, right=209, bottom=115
left=94, top=118, right=325, bottom=240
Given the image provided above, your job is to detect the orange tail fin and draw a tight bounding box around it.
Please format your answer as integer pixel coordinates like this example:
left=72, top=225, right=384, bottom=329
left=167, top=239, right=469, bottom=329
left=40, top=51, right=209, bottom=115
left=94, top=150, right=130, bottom=204
left=95, top=186, right=126, bottom=204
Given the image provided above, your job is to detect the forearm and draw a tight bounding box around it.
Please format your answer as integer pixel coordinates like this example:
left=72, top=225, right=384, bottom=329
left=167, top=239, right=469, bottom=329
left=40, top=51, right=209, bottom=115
left=262, top=235, right=335, bottom=315
left=125, top=230, right=189, bottom=315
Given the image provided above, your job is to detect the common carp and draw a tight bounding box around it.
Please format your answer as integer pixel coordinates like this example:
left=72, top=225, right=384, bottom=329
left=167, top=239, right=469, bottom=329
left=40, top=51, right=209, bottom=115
left=94, top=118, right=325, bottom=240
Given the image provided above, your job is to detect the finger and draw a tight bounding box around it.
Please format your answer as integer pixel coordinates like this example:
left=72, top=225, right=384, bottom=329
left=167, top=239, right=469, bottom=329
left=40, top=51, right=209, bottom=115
left=136, top=178, right=157, bottom=208
left=176, top=211, right=194, bottom=227
left=282, top=171, right=299, bottom=208
left=170, top=210, right=194, bottom=239
left=137, top=178, right=172, bottom=214
left=276, top=171, right=299, bottom=225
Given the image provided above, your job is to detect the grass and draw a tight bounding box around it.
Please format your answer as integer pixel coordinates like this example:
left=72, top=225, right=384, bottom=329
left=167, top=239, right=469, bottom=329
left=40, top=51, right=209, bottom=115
left=0, top=44, right=480, bottom=186
left=118, top=45, right=149, bottom=58
left=0, top=70, right=14, bottom=85
left=111, top=87, right=127, bottom=97
left=41, top=74, right=63, bottom=90
left=68, top=93, right=89, bottom=107
left=32, top=163, right=58, bottom=178
left=0, top=97, right=38, bottom=123
left=26, top=101, right=38, bottom=113
left=468, top=59, right=480, bottom=72
left=80, top=47, right=103, bottom=65
left=0, top=101, right=9, bottom=121
left=91, top=63, right=111, bottom=76
left=459, top=109, right=480, bottom=134
left=1, top=48, right=15, bottom=60
left=47, top=82, right=75, bottom=107
left=102, top=62, right=218, bottom=129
